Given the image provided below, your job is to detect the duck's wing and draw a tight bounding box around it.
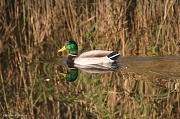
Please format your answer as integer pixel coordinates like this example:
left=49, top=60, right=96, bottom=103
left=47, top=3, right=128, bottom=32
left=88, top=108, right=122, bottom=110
left=74, top=57, right=113, bottom=65
left=78, top=50, right=113, bottom=58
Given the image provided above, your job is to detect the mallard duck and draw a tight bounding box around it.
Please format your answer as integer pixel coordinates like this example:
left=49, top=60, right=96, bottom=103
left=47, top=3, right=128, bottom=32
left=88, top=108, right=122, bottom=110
left=58, top=40, right=120, bottom=65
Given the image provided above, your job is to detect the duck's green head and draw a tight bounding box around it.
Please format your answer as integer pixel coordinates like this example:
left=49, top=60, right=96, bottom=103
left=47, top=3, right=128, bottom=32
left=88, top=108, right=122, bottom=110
left=58, top=40, right=78, bottom=55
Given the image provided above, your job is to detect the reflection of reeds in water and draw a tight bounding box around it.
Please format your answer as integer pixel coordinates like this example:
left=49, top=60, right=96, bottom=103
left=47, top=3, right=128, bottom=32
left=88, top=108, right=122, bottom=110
left=0, top=0, right=180, bottom=118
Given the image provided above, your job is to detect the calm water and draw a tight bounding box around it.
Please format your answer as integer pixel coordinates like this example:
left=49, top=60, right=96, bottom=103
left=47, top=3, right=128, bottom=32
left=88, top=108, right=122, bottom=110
left=1, top=56, right=180, bottom=118
left=54, top=56, right=180, bottom=118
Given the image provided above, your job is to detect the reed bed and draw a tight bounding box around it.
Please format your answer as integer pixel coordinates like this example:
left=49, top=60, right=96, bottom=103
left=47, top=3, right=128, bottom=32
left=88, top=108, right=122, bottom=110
left=0, top=0, right=180, bottom=118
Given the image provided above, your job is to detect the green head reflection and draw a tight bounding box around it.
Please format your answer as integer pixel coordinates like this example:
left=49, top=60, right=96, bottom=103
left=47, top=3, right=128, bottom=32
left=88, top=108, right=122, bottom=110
left=60, top=68, right=78, bottom=82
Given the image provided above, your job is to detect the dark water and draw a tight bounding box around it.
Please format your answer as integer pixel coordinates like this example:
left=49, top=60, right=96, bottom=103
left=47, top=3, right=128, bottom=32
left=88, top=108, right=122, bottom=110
left=118, top=56, right=180, bottom=78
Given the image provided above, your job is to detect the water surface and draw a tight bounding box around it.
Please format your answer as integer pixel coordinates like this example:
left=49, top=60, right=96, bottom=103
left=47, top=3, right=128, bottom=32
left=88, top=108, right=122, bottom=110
left=56, top=56, right=180, bottom=118
left=1, top=56, right=180, bottom=118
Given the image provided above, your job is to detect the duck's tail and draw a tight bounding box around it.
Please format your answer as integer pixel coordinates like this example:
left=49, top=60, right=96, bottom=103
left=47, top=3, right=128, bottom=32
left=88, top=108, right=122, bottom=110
left=107, top=52, right=120, bottom=61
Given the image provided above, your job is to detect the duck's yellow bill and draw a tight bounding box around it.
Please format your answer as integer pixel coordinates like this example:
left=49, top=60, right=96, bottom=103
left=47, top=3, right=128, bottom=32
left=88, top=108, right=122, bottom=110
left=58, top=46, right=66, bottom=52
left=59, top=72, right=67, bottom=77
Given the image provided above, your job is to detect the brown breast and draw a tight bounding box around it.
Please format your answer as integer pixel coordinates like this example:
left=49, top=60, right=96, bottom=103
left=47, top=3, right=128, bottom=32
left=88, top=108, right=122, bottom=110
left=67, top=55, right=77, bottom=63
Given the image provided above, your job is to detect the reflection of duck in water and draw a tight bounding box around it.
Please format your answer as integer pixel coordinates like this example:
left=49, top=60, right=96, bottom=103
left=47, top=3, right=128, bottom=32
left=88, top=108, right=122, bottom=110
left=58, top=40, right=120, bottom=82
left=60, top=62, right=119, bottom=82
left=58, top=40, right=120, bottom=65
left=60, top=66, right=78, bottom=82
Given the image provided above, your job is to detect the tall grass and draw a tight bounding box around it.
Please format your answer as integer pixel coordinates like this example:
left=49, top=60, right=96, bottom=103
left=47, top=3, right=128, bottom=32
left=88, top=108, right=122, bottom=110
left=0, top=0, right=180, bottom=118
